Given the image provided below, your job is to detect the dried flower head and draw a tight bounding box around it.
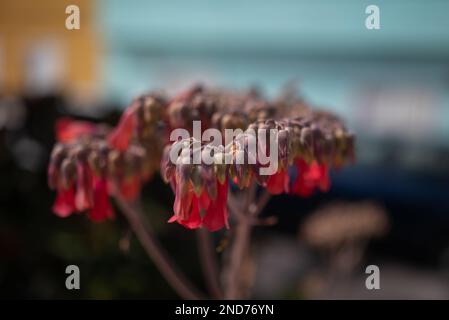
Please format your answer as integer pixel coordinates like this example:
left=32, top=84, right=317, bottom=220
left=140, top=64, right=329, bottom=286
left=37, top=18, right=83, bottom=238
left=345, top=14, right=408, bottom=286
left=301, top=201, right=389, bottom=249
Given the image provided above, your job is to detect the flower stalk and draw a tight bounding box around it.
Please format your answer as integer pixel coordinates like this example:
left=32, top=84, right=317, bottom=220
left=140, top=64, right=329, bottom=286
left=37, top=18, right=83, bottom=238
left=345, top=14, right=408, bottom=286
left=223, top=182, right=271, bottom=299
left=196, top=229, right=223, bottom=299
left=115, top=196, right=203, bottom=300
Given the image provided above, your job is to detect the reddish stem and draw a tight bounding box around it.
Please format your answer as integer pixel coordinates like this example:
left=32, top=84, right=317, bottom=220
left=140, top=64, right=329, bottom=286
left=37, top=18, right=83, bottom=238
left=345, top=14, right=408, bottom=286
left=196, top=229, right=223, bottom=299
left=224, top=184, right=272, bottom=299
left=115, top=196, right=203, bottom=299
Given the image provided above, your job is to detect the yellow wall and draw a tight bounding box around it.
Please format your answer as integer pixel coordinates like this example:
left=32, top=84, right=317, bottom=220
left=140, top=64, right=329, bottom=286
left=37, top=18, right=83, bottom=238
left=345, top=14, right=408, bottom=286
left=0, top=0, right=99, bottom=97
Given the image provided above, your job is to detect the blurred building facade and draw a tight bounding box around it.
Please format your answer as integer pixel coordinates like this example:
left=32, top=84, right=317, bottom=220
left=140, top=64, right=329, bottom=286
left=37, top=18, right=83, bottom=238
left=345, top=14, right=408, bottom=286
left=0, top=0, right=99, bottom=101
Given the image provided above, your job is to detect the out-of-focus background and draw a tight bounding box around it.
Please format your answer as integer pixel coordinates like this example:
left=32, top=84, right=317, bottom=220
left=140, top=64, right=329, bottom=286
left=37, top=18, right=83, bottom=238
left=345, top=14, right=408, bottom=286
left=1, top=0, right=449, bottom=299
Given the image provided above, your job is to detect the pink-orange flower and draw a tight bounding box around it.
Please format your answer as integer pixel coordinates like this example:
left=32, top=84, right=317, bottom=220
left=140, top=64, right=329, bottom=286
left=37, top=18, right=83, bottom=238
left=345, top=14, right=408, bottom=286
left=291, top=159, right=330, bottom=197
left=264, top=160, right=331, bottom=197
left=56, top=117, right=96, bottom=143
left=74, top=162, right=94, bottom=211
left=170, top=187, right=202, bottom=229
left=52, top=186, right=76, bottom=218
left=202, top=179, right=229, bottom=231
left=265, top=169, right=290, bottom=195
left=50, top=117, right=116, bottom=222
left=51, top=167, right=115, bottom=222
left=88, top=177, right=115, bottom=222
left=169, top=176, right=229, bottom=232
left=108, top=107, right=136, bottom=151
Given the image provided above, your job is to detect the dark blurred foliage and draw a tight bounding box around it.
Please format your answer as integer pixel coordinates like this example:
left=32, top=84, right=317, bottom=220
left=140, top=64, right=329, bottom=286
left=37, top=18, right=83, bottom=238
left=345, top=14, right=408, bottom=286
left=0, top=93, right=207, bottom=299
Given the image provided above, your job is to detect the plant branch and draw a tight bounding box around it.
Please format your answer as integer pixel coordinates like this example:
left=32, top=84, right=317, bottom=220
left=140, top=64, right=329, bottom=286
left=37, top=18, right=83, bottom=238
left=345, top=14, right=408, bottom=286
left=253, top=189, right=272, bottom=216
left=115, top=196, right=203, bottom=300
left=227, top=193, right=245, bottom=221
left=225, top=183, right=257, bottom=299
left=224, top=182, right=272, bottom=299
left=196, top=229, right=223, bottom=299
left=224, top=218, right=252, bottom=299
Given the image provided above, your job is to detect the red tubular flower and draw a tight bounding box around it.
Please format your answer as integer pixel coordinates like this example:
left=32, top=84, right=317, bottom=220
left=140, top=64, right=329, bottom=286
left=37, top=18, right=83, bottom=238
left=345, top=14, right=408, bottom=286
left=52, top=186, right=76, bottom=217
left=170, top=178, right=202, bottom=229
left=88, top=177, right=115, bottom=222
left=51, top=112, right=139, bottom=222
left=291, top=159, right=330, bottom=197
left=265, top=169, right=290, bottom=195
left=108, top=108, right=136, bottom=151
left=74, top=162, right=94, bottom=211
left=169, top=177, right=229, bottom=231
left=56, top=117, right=96, bottom=143
left=202, top=179, right=229, bottom=231
left=52, top=168, right=115, bottom=221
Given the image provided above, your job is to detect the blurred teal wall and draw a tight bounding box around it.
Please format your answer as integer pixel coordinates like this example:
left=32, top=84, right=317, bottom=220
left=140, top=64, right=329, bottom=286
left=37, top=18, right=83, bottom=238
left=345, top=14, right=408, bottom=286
left=98, top=0, right=449, bottom=57
left=96, top=0, right=449, bottom=150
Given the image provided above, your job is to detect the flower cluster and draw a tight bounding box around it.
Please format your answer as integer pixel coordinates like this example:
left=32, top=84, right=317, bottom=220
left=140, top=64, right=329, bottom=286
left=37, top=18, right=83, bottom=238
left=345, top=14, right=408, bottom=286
left=161, top=138, right=229, bottom=231
left=48, top=85, right=355, bottom=230
left=167, top=85, right=276, bottom=134
left=48, top=93, right=166, bottom=221
left=251, top=113, right=355, bottom=196
left=161, top=115, right=354, bottom=230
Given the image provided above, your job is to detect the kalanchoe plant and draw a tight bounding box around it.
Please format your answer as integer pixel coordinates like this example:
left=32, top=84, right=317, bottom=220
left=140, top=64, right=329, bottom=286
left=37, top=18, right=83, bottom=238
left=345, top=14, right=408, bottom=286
left=48, top=85, right=355, bottom=299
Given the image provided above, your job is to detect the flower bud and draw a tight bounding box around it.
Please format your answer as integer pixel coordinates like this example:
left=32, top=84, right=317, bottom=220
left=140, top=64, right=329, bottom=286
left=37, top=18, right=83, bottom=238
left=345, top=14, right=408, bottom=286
left=108, top=150, right=122, bottom=176
left=60, top=158, right=76, bottom=189
left=88, top=150, right=101, bottom=175
left=161, top=145, right=175, bottom=183
left=48, top=144, right=67, bottom=189
left=278, top=129, right=290, bottom=169
left=202, top=166, right=217, bottom=200
left=300, top=127, right=313, bottom=159
left=190, top=166, right=204, bottom=197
